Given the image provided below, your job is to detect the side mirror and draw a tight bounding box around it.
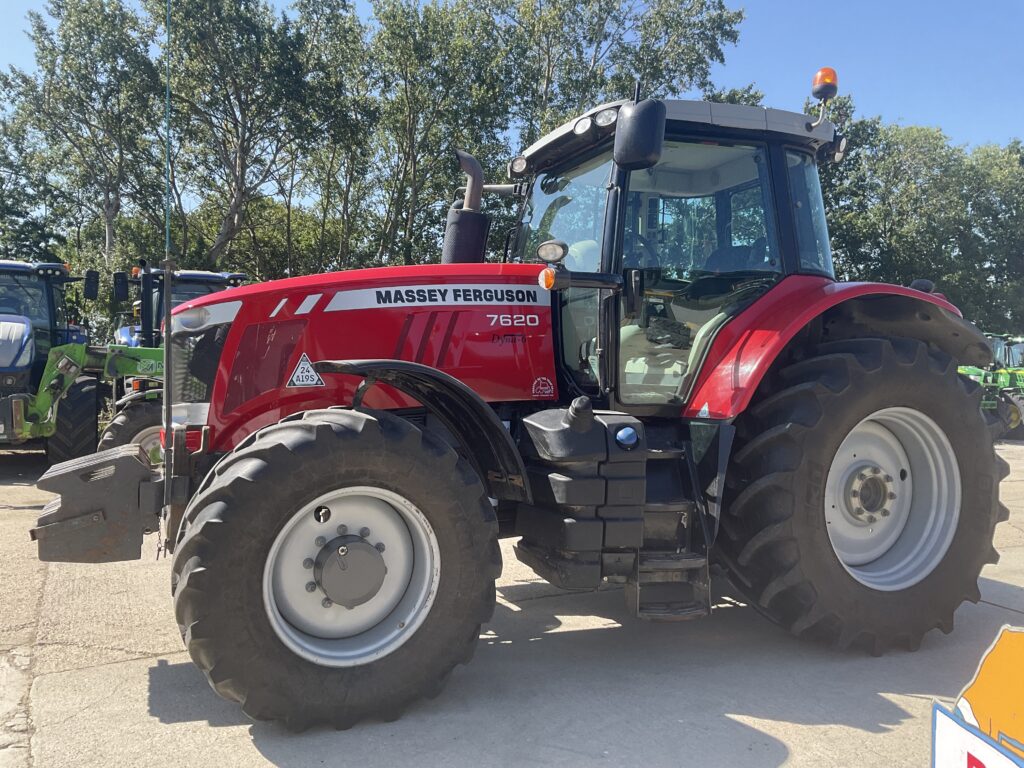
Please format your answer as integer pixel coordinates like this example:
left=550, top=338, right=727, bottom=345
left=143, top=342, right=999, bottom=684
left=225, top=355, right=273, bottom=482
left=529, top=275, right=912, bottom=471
left=112, top=271, right=130, bottom=303
left=83, top=270, right=100, bottom=301
left=613, top=99, right=666, bottom=171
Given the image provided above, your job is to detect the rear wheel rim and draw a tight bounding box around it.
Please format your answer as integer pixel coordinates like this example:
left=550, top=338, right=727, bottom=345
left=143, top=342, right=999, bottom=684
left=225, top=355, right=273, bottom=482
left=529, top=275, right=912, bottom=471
left=262, top=486, right=440, bottom=667
left=824, top=407, right=961, bottom=591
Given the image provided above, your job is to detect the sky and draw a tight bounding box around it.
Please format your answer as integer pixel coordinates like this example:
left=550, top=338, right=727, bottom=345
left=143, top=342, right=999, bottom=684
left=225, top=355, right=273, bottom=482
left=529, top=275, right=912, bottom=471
left=1, top=0, right=1021, bottom=148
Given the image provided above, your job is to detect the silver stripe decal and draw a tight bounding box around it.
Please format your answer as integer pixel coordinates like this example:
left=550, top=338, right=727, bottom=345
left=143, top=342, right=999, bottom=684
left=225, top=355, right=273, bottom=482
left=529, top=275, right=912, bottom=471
left=269, top=298, right=288, bottom=318
left=295, top=293, right=323, bottom=315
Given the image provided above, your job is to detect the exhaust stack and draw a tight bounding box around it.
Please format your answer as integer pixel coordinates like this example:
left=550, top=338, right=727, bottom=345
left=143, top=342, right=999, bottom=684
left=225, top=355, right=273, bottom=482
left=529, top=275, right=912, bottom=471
left=441, top=150, right=491, bottom=264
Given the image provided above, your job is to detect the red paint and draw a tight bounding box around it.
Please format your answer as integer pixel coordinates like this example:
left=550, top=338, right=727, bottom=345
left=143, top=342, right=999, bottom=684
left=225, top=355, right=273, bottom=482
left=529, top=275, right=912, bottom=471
left=967, top=754, right=986, bottom=768
left=174, top=264, right=556, bottom=452
left=682, top=276, right=962, bottom=420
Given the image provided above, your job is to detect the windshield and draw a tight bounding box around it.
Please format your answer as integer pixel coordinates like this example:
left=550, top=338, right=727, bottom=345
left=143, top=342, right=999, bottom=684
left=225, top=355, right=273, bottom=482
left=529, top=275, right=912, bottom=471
left=516, top=152, right=614, bottom=271
left=0, top=273, right=50, bottom=327
left=990, top=338, right=1007, bottom=366
left=1011, top=344, right=1024, bottom=367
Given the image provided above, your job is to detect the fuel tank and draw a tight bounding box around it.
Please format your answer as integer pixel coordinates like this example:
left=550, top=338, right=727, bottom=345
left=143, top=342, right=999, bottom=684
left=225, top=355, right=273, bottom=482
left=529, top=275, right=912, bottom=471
left=179, top=263, right=559, bottom=452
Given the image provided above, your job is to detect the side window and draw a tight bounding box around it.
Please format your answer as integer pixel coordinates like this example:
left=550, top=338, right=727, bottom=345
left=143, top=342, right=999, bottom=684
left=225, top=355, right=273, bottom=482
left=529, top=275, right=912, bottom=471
left=787, top=151, right=834, bottom=276
left=52, top=284, right=68, bottom=327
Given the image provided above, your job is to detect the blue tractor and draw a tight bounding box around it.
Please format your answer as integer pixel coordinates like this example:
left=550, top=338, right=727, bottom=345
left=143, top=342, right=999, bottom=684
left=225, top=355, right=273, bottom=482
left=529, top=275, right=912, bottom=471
left=0, top=259, right=100, bottom=463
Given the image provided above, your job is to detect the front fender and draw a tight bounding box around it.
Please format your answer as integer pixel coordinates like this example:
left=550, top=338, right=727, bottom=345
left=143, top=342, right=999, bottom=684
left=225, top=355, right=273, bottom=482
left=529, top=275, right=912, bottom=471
left=683, top=276, right=990, bottom=420
left=315, top=358, right=531, bottom=504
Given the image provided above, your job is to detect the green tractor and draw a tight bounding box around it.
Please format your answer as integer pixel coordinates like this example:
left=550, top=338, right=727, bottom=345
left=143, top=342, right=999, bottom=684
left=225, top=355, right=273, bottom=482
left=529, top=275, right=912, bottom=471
left=959, top=333, right=1024, bottom=438
left=98, top=266, right=247, bottom=463
left=0, top=259, right=162, bottom=463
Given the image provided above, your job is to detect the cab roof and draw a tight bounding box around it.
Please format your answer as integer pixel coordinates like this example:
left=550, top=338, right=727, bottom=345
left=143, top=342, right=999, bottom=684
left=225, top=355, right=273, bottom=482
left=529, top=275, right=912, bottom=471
left=0, top=259, right=69, bottom=277
left=521, top=99, right=837, bottom=172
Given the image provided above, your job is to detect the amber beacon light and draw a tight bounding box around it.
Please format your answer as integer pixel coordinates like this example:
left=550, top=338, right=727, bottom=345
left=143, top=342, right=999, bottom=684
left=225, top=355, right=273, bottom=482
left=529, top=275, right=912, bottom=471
left=812, top=67, right=839, bottom=101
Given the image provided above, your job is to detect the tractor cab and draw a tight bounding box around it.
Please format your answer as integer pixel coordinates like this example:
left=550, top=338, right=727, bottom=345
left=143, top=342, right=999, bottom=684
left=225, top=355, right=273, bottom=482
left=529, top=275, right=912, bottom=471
left=0, top=260, right=97, bottom=399
left=505, top=94, right=845, bottom=414
left=113, top=267, right=246, bottom=347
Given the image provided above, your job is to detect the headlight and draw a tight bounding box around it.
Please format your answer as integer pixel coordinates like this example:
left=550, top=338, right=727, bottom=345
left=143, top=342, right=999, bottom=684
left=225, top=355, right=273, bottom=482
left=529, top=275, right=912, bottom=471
left=14, top=338, right=33, bottom=368
left=170, top=300, right=242, bottom=334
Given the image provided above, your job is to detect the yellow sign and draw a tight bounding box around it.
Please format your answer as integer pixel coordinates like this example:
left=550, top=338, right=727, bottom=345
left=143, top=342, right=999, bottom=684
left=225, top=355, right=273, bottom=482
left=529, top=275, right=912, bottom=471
left=933, top=625, right=1024, bottom=767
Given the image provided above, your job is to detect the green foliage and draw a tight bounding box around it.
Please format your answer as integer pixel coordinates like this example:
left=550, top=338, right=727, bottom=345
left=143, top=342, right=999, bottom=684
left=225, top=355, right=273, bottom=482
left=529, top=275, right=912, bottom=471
left=2, top=0, right=1023, bottom=337
left=819, top=96, right=1024, bottom=332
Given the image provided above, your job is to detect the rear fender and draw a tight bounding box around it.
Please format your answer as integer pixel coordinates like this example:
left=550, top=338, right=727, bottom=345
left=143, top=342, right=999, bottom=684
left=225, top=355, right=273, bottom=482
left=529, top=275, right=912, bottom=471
left=683, top=277, right=991, bottom=421
left=315, top=359, right=532, bottom=504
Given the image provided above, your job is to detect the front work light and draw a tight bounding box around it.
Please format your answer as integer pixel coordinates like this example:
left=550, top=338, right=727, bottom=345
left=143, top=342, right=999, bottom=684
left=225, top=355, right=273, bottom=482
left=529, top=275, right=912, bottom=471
left=594, top=108, right=618, bottom=127
left=537, top=239, right=569, bottom=264
left=573, top=116, right=593, bottom=135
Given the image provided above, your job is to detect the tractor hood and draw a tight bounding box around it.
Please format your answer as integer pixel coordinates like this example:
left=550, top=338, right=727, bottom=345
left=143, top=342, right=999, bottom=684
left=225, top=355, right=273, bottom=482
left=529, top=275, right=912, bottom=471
left=167, top=263, right=559, bottom=453
left=0, top=314, right=34, bottom=370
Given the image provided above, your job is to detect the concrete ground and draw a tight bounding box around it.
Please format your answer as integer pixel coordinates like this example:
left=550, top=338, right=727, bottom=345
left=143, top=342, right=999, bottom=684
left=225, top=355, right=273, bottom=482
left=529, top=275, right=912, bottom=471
left=1, top=447, right=1022, bottom=768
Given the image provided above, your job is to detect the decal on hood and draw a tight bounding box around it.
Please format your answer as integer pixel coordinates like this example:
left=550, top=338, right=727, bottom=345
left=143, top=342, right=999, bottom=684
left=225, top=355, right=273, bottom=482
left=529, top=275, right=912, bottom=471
left=324, top=283, right=549, bottom=312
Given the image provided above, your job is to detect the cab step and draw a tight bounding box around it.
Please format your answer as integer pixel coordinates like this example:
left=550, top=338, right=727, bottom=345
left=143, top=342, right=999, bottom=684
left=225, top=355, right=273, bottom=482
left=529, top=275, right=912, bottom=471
left=626, top=552, right=710, bottom=621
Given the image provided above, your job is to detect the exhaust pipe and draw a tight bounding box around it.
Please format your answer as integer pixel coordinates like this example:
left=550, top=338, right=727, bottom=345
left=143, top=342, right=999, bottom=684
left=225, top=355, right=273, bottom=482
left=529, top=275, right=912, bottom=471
left=441, top=149, right=491, bottom=264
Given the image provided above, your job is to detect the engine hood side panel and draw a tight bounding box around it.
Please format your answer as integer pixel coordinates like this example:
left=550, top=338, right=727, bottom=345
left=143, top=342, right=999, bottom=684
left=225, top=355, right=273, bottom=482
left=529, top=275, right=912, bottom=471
left=199, top=265, right=558, bottom=452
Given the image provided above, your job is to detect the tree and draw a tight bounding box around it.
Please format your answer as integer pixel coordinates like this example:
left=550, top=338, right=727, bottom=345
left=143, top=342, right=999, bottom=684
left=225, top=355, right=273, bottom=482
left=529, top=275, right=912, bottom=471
left=493, top=0, right=744, bottom=143
left=0, top=112, right=64, bottom=259
left=368, top=0, right=517, bottom=265
left=1, top=0, right=160, bottom=265
left=151, top=0, right=307, bottom=265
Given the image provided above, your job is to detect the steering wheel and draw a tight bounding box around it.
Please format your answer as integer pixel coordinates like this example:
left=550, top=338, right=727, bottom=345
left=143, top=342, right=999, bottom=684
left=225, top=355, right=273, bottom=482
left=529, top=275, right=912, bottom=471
left=622, top=232, right=660, bottom=269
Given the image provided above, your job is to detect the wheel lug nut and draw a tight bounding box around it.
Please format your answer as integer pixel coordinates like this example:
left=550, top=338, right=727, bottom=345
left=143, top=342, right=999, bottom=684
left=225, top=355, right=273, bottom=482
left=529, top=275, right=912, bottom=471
left=884, top=474, right=893, bottom=483
left=887, top=492, right=896, bottom=500
left=858, top=473, right=867, bottom=481
left=359, top=527, right=371, bottom=538
left=305, top=582, right=316, bottom=593
left=872, top=467, right=881, bottom=475
left=337, top=524, right=348, bottom=535
left=302, top=558, right=314, bottom=569
left=881, top=509, right=890, bottom=517
left=315, top=536, right=326, bottom=547
left=337, top=545, right=348, bottom=557
left=854, top=506, right=864, bottom=515
left=850, top=490, right=859, bottom=498
left=375, top=542, right=385, bottom=553
left=866, top=515, right=877, bottom=523
left=322, top=598, right=333, bottom=608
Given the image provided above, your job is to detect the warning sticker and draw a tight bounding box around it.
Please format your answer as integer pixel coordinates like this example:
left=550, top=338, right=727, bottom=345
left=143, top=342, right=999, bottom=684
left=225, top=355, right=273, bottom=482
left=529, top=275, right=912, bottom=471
left=287, top=353, right=325, bottom=388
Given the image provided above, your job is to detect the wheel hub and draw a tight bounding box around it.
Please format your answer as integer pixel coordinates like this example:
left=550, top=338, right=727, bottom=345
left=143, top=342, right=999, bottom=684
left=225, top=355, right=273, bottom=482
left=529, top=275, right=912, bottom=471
left=843, top=464, right=896, bottom=525
left=313, top=535, right=388, bottom=608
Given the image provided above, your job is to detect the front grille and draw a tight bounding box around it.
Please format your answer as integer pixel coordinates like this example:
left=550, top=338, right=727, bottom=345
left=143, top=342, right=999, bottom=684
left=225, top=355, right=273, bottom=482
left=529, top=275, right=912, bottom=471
left=170, top=324, right=229, bottom=404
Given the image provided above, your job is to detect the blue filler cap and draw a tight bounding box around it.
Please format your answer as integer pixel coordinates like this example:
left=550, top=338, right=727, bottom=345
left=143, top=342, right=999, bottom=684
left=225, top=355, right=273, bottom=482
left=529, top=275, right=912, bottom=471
left=615, top=426, right=639, bottom=451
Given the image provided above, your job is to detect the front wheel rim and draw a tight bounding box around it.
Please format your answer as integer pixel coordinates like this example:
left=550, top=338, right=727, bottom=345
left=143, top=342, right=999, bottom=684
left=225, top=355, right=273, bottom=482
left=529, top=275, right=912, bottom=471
left=131, top=425, right=163, bottom=465
left=262, top=486, right=440, bottom=667
left=824, top=407, right=961, bottom=591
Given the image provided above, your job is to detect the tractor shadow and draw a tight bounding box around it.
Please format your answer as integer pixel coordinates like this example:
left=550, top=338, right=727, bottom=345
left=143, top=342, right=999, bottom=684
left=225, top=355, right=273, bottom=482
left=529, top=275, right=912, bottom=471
left=146, top=574, right=1023, bottom=767
left=0, top=450, right=48, bottom=487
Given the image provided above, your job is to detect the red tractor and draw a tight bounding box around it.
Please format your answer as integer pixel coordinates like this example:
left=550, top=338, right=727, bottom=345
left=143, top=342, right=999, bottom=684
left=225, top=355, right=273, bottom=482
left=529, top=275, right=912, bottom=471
left=31, top=71, right=1006, bottom=730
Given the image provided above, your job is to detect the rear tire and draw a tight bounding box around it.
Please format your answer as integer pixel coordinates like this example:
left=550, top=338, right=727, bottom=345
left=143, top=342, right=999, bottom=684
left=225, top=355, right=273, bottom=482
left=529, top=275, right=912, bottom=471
left=97, top=400, right=163, bottom=464
left=171, top=408, right=501, bottom=729
left=718, top=338, right=1007, bottom=653
left=45, top=376, right=98, bottom=465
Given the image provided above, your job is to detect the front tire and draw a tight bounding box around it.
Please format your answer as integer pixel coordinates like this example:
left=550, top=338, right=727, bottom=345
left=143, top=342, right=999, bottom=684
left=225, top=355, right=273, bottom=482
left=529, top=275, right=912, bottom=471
left=171, top=408, right=500, bottom=729
left=719, top=338, right=1008, bottom=653
left=45, top=376, right=98, bottom=465
left=97, top=400, right=163, bottom=464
